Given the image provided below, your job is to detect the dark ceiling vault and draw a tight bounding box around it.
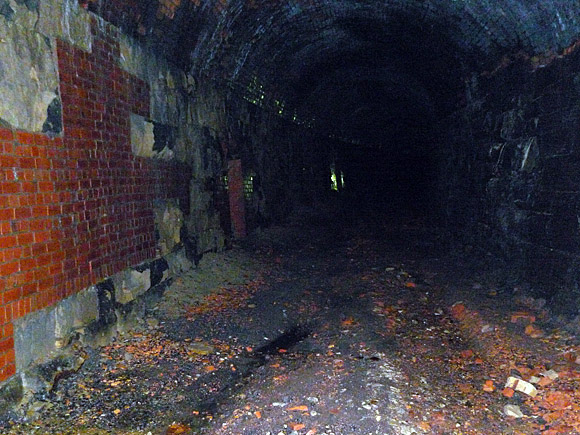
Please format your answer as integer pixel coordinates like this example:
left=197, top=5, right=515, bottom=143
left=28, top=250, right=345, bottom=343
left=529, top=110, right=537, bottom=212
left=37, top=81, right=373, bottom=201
left=86, top=0, right=580, bottom=143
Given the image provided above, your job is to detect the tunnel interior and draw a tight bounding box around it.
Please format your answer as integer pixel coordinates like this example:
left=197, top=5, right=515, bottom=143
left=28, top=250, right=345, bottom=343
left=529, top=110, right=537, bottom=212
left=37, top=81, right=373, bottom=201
left=80, top=1, right=577, bottom=218
left=3, top=0, right=580, bottom=399
left=78, top=0, right=580, bottom=303
left=89, top=1, right=473, bottom=219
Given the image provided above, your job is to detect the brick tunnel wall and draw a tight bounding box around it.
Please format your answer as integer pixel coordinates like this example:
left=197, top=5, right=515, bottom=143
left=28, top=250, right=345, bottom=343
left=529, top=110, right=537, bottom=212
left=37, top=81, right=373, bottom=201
left=438, top=47, right=580, bottom=313
left=0, top=18, right=186, bottom=381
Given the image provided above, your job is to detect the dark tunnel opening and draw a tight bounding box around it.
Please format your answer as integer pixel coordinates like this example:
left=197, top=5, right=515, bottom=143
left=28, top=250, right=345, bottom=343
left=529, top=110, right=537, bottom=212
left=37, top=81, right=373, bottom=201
left=256, top=12, right=469, bottom=225
left=338, top=146, right=440, bottom=222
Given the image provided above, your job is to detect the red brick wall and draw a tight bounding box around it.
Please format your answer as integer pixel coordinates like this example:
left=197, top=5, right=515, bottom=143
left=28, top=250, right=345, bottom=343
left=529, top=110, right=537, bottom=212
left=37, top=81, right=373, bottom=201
left=227, top=159, right=247, bottom=239
left=0, top=18, right=185, bottom=381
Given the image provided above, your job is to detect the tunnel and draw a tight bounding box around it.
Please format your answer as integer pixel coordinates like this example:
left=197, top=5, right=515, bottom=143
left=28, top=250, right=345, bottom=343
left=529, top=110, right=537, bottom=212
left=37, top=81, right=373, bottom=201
left=1, top=0, right=580, bottom=433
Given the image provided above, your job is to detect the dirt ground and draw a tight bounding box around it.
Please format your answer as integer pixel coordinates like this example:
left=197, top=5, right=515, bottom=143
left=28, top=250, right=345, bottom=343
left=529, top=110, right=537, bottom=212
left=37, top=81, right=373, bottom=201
left=3, top=206, right=580, bottom=434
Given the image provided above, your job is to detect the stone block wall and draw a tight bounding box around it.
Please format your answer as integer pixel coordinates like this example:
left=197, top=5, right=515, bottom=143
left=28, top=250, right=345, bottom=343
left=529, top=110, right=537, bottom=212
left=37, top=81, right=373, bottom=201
left=437, top=47, right=580, bottom=313
left=0, top=4, right=188, bottom=386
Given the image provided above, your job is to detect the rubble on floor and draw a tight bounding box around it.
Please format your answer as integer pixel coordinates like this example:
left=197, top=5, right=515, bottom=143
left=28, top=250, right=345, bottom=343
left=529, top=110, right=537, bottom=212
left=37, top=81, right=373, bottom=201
left=2, top=214, right=580, bottom=434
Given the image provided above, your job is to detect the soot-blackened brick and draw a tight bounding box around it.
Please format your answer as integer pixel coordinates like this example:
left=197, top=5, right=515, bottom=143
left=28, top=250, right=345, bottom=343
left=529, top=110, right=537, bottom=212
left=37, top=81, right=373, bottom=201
left=95, top=279, right=117, bottom=326
left=149, top=258, right=168, bottom=287
left=152, top=123, right=175, bottom=152
left=42, top=98, right=62, bottom=135
left=0, top=1, right=14, bottom=20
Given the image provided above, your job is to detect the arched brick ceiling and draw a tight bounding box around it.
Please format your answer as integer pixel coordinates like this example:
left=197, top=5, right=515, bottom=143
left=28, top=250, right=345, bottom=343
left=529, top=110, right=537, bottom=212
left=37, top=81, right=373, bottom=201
left=86, top=0, right=580, bottom=143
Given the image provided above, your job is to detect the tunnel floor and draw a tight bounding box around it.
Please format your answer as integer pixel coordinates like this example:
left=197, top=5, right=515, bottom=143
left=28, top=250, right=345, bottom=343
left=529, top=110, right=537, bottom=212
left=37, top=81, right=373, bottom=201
left=5, top=206, right=580, bottom=434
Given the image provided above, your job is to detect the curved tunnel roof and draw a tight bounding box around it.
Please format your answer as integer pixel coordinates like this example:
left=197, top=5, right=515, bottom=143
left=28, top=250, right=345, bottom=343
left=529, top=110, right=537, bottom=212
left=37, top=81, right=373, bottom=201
left=86, top=0, right=580, bottom=143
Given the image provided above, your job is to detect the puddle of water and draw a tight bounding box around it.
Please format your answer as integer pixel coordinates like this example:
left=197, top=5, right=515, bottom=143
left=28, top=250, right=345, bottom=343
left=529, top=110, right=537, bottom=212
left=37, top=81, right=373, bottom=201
left=254, top=325, right=311, bottom=356
left=181, top=325, right=313, bottom=430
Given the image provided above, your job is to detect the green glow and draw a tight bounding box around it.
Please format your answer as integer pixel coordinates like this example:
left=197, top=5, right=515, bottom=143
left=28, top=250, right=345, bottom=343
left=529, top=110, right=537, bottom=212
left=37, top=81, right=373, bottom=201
left=243, top=173, right=255, bottom=200
left=330, top=165, right=338, bottom=191
left=330, top=165, right=345, bottom=191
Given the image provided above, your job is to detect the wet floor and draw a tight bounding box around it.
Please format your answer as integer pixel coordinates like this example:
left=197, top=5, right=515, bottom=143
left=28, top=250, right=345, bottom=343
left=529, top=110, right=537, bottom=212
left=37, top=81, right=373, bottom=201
left=3, top=207, right=580, bottom=434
